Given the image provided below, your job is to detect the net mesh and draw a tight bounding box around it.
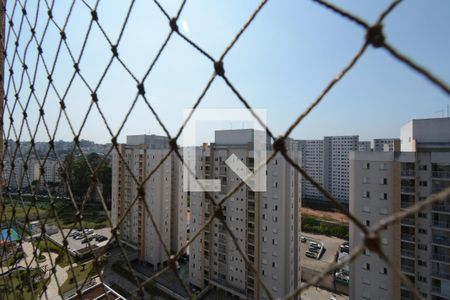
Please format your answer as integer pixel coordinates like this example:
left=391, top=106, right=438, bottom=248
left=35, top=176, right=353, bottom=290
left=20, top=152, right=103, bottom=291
left=0, top=0, right=449, bottom=299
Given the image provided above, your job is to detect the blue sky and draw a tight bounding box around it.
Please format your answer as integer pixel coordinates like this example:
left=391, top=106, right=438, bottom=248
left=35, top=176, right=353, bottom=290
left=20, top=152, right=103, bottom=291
left=5, top=0, right=450, bottom=144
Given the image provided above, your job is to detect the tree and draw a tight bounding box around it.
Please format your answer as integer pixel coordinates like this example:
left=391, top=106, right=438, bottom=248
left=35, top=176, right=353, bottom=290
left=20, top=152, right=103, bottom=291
left=59, top=153, right=111, bottom=205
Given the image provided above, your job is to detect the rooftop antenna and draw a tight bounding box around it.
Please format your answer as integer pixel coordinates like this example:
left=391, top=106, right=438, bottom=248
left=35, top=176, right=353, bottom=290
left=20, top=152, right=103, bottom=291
left=435, top=109, right=444, bottom=118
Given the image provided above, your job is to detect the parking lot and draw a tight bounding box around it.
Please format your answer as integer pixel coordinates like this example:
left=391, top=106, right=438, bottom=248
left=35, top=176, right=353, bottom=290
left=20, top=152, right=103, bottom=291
left=47, top=228, right=112, bottom=257
left=300, top=233, right=348, bottom=296
left=301, top=233, right=345, bottom=272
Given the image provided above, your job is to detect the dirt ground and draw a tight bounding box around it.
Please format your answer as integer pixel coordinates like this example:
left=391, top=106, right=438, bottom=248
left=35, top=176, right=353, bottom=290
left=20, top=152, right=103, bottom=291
left=302, top=207, right=349, bottom=224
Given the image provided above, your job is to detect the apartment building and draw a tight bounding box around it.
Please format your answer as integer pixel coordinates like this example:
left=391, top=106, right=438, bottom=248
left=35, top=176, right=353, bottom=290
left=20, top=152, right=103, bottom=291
left=350, top=118, right=450, bottom=300
left=324, top=135, right=360, bottom=205
left=111, top=135, right=187, bottom=269
left=33, top=160, right=60, bottom=184
left=374, top=138, right=400, bottom=152
left=189, top=129, right=301, bottom=300
left=359, top=141, right=372, bottom=152
left=298, top=140, right=324, bottom=201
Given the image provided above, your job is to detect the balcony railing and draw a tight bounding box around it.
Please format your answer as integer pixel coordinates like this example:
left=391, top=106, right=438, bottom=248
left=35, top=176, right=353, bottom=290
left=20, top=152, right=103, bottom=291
left=401, top=264, right=415, bottom=274
left=432, top=253, right=450, bottom=264
left=401, top=218, right=415, bottom=226
left=401, top=169, right=415, bottom=177
left=432, top=235, right=450, bottom=247
left=432, top=271, right=450, bottom=280
left=401, top=186, right=415, bottom=193
left=401, top=233, right=415, bottom=242
left=432, top=171, right=450, bottom=179
left=433, top=220, right=450, bottom=229
left=432, top=203, right=450, bottom=213
left=431, top=285, right=450, bottom=298
left=401, top=249, right=415, bottom=258
left=401, top=201, right=415, bottom=209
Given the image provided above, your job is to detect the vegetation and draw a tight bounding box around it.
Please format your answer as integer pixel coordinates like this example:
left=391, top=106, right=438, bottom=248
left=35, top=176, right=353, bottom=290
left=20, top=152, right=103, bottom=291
left=1, top=251, right=24, bottom=268
left=302, top=215, right=349, bottom=240
left=0, top=269, right=47, bottom=300
left=35, top=239, right=72, bottom=268
left=60, top=153, right=112, bottom=204
left=60, top=261, right=97, bottom=293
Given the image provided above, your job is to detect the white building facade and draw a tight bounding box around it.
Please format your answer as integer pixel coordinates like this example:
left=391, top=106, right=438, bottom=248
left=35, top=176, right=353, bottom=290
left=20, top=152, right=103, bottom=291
left=188, top=130, right=301, bottom=300
left=350, top=118, right=450, bottom=300
left=111, top=135, right=187, bottom=270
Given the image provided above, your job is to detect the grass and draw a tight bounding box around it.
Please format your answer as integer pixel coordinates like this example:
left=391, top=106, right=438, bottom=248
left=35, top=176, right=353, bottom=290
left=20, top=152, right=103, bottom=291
left=34, top=239, right=72, bottom=268
left=0, top=199, right=110, bottom=230
left=0, top=269, right=47, bottom=300
left=302, top=215, right=349, bottom=240
left=60, top=261, right=97, bottom=294
left=1, top=251, right=24, bottom=268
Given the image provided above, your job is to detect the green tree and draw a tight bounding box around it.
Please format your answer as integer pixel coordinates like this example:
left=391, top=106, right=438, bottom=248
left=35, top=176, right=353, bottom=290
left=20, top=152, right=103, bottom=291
left=59, top=153, right=111, bottom=204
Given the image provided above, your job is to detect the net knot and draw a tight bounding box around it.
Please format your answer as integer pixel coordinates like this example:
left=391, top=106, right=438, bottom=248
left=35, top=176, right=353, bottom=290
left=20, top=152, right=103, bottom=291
left=214, top=61, right=225, bottom=76
left=366, top=24, right=384, bottom=48
left=364, top=232, right=381, bottom=254
left=273, top=137, right=287, bottom=154
left=170, top=18, right=179, bottom=32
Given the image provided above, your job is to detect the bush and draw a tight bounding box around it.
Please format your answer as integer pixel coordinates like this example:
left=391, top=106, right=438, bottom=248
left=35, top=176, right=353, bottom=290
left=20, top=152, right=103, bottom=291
left=302, top=215, right=349, bottom=240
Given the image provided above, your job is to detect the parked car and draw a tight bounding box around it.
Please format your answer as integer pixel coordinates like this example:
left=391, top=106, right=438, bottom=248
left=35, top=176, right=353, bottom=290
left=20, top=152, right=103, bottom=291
left=300, top=236, right=306, bottom=243
left=74, top=234, right=84, bottom=240
left=305, top=251, right=317, bottom=259
left=96, top=236, right=107, bottom=242
left=68, top=231, right=79, bottom=237
left=309, top=247, right=319, bottom=253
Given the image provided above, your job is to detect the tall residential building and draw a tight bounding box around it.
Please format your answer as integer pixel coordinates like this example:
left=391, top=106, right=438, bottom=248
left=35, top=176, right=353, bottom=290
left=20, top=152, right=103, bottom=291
left=189, top=129, right=302, bottom=300
left=350, top=118, right=450, bottom=300
left=111, top=135, right=187, bottom=270
left=359, top=141, right=372, bottom=152
left=374, top=138, right=401, bottom=152
left=324, top=135, right=360, bottom=205
left=298, top=140, right=324, bottom=201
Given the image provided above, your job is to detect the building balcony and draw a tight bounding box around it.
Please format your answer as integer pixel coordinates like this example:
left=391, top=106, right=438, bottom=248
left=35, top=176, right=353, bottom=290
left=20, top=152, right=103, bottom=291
left=433, top=203, right=450, bottom=213
left=432, top=253, right=450, bottom=264
left=431, top=284, right=450, bottom=298
left=401, top=218, right=415, bottom=226
left=401, top=249, right=415, bottom=258
left=401, top=264, right=415, bottom=274
left=433, top=220, right=450, bottom=230
left=433, top=235, right=450, bottom=247
left=432, top=171, right=450, bottom=179
left=401, top=233, right=415, bottom=242
left=401, top=186, right=415, bottom=194
left=401, top=170, right=415, bottom=177
left=401, top=201, right=415, bottom=209
left=432, top=271, right=450, bottom=280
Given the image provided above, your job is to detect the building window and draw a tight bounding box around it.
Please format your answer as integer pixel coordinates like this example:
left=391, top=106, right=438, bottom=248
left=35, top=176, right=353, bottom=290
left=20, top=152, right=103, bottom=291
left=363, top=191, right=370, bottom=198
left=418, top=244, right=427, bottom=251
left=363, top=162, right=370, bottom=169
left=364, top=263, right=370, bottom=270
left=380, top=193, right=388, bottom=200
left=418, top=212, right=427, bottom=219
left=379, top=178, right=388, bottom=185
left=419, top=181, right=428, bottom=187
left=380, top=267, right=388, bottom=275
